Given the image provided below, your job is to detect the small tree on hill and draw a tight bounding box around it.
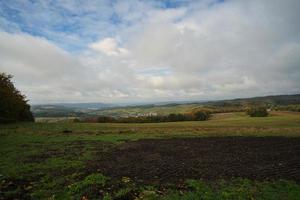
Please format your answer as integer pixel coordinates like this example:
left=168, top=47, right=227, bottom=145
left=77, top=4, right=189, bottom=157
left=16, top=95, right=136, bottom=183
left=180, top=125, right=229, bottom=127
left=0, top=73, right=34, bottom=123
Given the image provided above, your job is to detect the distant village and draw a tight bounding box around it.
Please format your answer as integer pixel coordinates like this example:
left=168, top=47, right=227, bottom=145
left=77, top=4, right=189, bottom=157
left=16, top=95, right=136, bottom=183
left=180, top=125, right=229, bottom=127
left=122, top=112, right=158, bottom=118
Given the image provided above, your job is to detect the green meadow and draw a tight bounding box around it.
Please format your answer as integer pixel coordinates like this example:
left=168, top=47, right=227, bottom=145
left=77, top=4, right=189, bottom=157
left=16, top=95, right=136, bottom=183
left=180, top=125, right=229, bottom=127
left=1, top=111, right=300, bottom=199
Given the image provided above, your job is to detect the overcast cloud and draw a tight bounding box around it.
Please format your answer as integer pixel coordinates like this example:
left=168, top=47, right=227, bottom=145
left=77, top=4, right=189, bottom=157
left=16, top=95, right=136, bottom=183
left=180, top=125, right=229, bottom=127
left=0, top=0, right=299, bottom=104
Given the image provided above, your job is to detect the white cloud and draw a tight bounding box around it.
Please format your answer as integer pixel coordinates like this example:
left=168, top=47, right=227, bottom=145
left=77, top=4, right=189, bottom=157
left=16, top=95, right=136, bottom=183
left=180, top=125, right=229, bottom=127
left=0, top=32, right=81, bottom=80
left=0, top=0, right=300, bottom=104
left=128, top=0, right=300, bottom=98
left=89, top=38, right=129, bottom=56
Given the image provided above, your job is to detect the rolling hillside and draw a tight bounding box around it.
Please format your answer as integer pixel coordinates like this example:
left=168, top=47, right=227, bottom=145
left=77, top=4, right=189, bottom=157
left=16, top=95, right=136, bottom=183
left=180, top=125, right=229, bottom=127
left=31, top=94, right=300, bottom=118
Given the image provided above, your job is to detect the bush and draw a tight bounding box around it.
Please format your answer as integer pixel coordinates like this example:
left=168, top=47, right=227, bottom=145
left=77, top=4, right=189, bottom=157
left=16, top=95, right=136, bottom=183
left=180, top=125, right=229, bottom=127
left=0, top=73, right=34, bottom=123
left=192, top=111, right=210, bottom=121
left=246, top=107, right=268, bottom=117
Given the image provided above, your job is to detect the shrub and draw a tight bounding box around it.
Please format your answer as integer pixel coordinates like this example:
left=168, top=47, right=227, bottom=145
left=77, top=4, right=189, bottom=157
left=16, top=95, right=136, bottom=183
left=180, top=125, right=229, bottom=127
left=246, top=107, right=268, bottom=117
left=191, top=110, right=210, bottom=121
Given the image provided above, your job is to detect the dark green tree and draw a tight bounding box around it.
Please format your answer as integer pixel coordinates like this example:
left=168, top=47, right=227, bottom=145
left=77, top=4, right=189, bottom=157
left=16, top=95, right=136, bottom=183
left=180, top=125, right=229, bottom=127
left=0, top=73, right=34, bottom=123
left=246, top=107, right=268, bottom=117
left=192, top=111, right=210, bottom=121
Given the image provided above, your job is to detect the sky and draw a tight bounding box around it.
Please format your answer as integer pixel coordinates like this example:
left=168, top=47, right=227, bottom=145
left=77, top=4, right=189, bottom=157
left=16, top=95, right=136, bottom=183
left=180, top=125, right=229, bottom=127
left=0, top=0, right=300, bottom=104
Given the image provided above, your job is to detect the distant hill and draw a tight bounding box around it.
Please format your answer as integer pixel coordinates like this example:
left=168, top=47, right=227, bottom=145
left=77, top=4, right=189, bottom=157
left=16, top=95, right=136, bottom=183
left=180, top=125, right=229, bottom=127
left=31, top=94, right=300, bottom=118
left=31, top=102, right=114, bottom=117
left=52, top=102, right=114, bottom=109
left=203, top=94, right=300, bottom=106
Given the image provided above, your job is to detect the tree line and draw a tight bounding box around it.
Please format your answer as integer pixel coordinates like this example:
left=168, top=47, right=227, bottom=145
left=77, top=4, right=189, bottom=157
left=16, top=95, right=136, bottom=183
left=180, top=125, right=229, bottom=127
left=79, top=110, right=210, bottom=123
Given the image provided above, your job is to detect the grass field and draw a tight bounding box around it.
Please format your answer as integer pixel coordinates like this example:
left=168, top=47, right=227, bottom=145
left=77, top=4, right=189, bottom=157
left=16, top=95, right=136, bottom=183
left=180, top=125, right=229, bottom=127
left=1, top=111, right=300, bottom=199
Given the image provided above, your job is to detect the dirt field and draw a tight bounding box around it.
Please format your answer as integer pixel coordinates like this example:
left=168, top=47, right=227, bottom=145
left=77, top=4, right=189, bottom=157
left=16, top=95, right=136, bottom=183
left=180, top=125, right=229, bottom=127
left=90, top=137, right=300, bottom=184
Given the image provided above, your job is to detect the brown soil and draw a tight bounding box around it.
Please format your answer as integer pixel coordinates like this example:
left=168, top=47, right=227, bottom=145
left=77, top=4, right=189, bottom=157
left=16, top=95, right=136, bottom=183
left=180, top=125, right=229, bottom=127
left=89, top=137, right=300, bottom=184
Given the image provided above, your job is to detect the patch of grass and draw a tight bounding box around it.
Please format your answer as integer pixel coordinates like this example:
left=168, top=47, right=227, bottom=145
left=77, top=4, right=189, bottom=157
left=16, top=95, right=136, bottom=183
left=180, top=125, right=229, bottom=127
left=154, top=179, right=300, bottom=200
left=68, top=173, right=108, bottom=199
left=0, top=134, right=114, bottom=199
left=114, top=187, right=134, bottom=199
